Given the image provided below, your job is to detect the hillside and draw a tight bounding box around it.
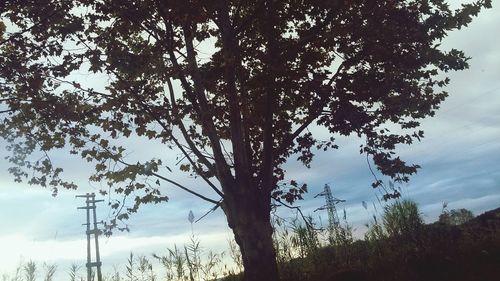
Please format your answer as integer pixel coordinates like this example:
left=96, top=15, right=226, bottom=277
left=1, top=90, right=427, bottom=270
left=232, top=207, right=500, bottom=281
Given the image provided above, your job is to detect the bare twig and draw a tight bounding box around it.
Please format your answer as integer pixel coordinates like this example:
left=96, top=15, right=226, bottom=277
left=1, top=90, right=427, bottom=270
left=194, top=199, right=223, bottom=223
left=273, top=198, right=322, bottom=231
left=88, top=139, right=221, bottom=205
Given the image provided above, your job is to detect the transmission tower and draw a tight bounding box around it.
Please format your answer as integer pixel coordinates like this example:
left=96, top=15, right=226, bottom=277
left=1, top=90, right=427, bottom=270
left=77, top=193, right=104, bottom=281
left=314, top=184, right=345, bottom=226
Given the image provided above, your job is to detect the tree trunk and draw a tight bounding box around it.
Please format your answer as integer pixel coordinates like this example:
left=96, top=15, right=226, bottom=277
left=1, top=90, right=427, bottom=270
left=223, top=186, right=279, bottom=281
left=233, top=214, right=278, bottom=281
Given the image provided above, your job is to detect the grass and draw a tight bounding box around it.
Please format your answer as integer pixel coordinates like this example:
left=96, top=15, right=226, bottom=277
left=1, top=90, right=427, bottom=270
left=2, top=201, right=499, bottom=281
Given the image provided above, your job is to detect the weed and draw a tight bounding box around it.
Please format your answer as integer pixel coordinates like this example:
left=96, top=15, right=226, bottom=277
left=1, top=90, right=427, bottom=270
left=42, top=263, right=56, bottom=281
left=2, top=203, right=497, bottom=281
left=227, top=238, right=243, bottom=273
left=68, top=264, right=81, bottom=281
left=24, top=260, right=37, bottom=281
left=383, top=199, right=423, bottom=242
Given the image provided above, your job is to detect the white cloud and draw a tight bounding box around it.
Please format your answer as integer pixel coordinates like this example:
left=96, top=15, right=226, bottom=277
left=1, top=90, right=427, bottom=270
left=0, top=234, right=85, bottom=272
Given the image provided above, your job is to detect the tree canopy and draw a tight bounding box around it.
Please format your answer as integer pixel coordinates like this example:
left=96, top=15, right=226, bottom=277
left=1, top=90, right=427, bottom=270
left=0, top=1, right=490, bottom=280
left=439, top=206, right=475, bottom=225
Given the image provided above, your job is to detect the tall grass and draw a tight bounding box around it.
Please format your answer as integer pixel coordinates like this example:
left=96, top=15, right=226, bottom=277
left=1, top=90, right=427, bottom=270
left=42, top=264, right=56, bottom=281
left=227, top=238, right=243, bottom=273
left=150, top=234, right=229, bottom=281
left=2, top=261, right=64, bottom=281
left=383, top=199, right=423, bottom=239
left=3, top=200, right=493, bottom=281
left=68, top=264, right=82, bottom=281
left=23, top=261, right=37, bottom=281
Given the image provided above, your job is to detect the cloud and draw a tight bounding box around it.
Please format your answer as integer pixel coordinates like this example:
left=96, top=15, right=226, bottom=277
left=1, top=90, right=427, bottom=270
left=0, top=234, right=86, bottom=274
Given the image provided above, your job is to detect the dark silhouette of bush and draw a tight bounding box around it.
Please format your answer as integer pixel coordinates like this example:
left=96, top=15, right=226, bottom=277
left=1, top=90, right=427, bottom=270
left=439, top=204, right=475, bottom=226
left=250, top=206, right=500, bottom=281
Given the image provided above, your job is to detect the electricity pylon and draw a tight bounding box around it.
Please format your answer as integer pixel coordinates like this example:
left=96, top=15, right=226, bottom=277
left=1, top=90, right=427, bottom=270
left=314, top=184, right=345, bottom=226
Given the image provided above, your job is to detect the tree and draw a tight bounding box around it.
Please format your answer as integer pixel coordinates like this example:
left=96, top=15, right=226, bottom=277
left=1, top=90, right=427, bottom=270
left=0, top=1, right=490, bottom=280
left=439, top=204, right=475, bottom=225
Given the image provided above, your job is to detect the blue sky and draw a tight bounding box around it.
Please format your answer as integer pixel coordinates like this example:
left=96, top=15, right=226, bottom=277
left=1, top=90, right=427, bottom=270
left=1, top=2, right=500, bottom=279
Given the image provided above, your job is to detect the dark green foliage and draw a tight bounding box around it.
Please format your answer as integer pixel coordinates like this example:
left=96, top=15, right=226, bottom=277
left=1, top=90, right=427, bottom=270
left=383, top=199, right=424, bottom=241
left=439, top=205, right=475, bottom=225
left=0, top=0, right=491, bottom=222
left=263, top=207, right=500, bottom=281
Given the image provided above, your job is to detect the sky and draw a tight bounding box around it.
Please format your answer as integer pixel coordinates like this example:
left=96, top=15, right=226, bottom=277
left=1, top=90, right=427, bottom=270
left=1, top=2, right=500, bottom=280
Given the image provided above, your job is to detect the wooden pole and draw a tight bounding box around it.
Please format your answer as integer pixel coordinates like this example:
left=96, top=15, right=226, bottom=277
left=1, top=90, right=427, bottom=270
left=91, top=194, right=103, bottom=281
left=77, top=193, right=104, bottom=281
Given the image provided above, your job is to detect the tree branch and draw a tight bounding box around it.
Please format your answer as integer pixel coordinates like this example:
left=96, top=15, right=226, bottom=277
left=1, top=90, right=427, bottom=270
left=151, top=171, right=220, bottom=204
left=125, top=81, right=225, bottom=198
left=194, top=199, right=223, bottom=223
left=277, top=60, right=348, bottom=155
left=365, top=152, right=389, bottom=195
left=92, top=139, right=221, bottom=205
left=216, top=3, right=252, bottom=181
left=154, top=4, right=233, bottom=185
left=172, top=20, right=234, bottom=185
left=260, top=0, right=279, bottom=191
left=273, top=198, right=320, bottom=231
left=280, top=9, right=336, bottom=57
left=0, top=7, right=64, bottom=45
left=233, top=0, right=266, bottom=35
left=166, top=78, right=215, bottom=173
left=46, top=76, right=113, bottom=97
left=0, top=97, right=18, bottom=102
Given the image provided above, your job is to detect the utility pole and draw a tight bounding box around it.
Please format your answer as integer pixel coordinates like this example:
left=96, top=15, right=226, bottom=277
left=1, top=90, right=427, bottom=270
left=77, top=193, right=104, bottom=281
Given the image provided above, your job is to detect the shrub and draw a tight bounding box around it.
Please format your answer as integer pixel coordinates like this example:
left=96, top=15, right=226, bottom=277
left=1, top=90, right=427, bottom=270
left=383, top=199, right=423, bottom=242
left=439, top=206, right=474, bottom=226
